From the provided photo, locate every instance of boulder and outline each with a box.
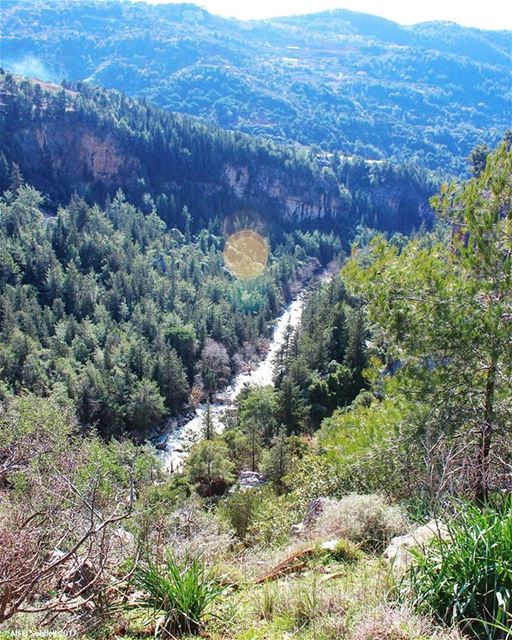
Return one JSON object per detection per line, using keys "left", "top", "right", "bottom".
{"left": 238, "top": 470, "right": 266, "bottom": 490}
{"left": 290, "top": 496, "right": 331, "bottom": 538}
{"left": 290, "top": 523, "right": 305, "bottom": 537}
{"left": 384, "top": 519, "right": 448, "bottom": 574}
{"left": 155, "top": 438, "right": 168, "bottom": 451}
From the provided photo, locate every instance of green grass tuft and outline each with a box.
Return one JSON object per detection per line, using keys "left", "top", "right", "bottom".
{"left": 403, "top": 497, "right": 512, "bottom": 639}
{"left": 131, "top": 552, "right": 227, "bottom": 637}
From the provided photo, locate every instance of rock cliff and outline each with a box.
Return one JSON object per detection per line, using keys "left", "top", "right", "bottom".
{"left": 0, "top": 74, "right": 434, "bottom": 232}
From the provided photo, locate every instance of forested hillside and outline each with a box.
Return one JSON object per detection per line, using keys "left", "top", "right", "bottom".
{"left": 0, "top": 71, "right": 437, "bottom": 233}
{"left": 1, "top": 2, "right": 511, "bottom": 637}
{"left": 0, "top": 182, "right": 343, "bottom": 437}
{"left": 1, "top": 140, "right": 510, "bottom": 640}
{"left": 1, "top": 0, "right": 509, "bottom": 174}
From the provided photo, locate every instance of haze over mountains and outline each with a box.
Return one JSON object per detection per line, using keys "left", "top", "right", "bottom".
{"left": 1, "top": 0, "right": 510, "bottom": 176}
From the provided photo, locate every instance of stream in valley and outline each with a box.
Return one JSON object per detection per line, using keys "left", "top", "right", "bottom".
{"left": 156, "top": 269, "right": 333, "bottom": 472}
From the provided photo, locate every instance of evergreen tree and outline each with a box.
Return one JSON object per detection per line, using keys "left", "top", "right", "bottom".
{"left": 345, "top": 142, "right": 512, "bottom": 502}
{"left": 202, "top": 400, "right": 215, "bottom": 440}
{"left": 277, "top": 377, "right": 308, "bottom": 435}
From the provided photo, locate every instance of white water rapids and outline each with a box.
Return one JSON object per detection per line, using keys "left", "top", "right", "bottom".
{"left": 155, "top": 295, "right": 304, "bottom": 472}
{"left": 155, "top": 269, "right": 333, "bottom": 472}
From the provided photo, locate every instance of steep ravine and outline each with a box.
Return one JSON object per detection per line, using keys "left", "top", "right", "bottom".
{"left": 1, "top": 74, "right": 435, "bottom": 233}
{"left": 155, "top": 269, "right": 333, "bottom": 472}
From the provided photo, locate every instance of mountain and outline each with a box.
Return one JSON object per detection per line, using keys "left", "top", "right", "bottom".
{"left": 1, "top": 0, "right": 509, "bottom": 176}
{"left": 0, "top": 72, "right": 437, "bottom": 234}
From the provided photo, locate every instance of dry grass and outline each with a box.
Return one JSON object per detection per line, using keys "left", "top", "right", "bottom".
{"left": 310, "top": 494, "right": 410, "bottom": 551}
{"left": 351, "top": 605, "right": 465, "bottom": 640}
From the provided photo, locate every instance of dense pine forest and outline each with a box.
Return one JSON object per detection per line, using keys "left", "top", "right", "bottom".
{"left": 0, "top": 2, "right": 511, "bottom": 640}
{"left": 0, "top": 182, "right": 347, "bottom": 437}
{"left": 0, "top": 71, "right": 436, "bottom": 234}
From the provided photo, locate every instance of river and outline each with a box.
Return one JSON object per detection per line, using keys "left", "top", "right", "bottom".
{"left": 156, "top": 269, "right": 333, "bottom": 472}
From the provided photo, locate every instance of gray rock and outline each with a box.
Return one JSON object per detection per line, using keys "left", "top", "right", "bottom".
{"left": 303, "top": 497, "right": 331, "bottom": 527}
{"left": 289, "top": 497, "right": 331, "bottom": 538}
{"left": 384, "top": 519, "right": 448, "bottom": 574}
{"left": 233, "top": 470, "right": 267, "bottom": 491}
{"left": 155, "top": 436, "right": 169, "bottom": 451}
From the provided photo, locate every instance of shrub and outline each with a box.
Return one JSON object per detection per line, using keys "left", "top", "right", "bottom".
{"left": 248, "top": 490, "right": 298, "bottom": 547}
{"left": 221, "top": 488, "right": 261, "bottom": 540}
{"left": 132, "top": 553, "right": 227, "bottom": 636}
{"left": 331, "top": 538, "right": 365, "bottom": 564}
{"left": 313, "top": 494, "right": 409, "bottom": 551}
{"left": 311, "top": 538, "right": 364, "bottom": 566}
{"left": 403, "top": 498, "right": 512, "bottom": 639}
{"left": 166, "top": 501, "right": 235, "bottom": 563}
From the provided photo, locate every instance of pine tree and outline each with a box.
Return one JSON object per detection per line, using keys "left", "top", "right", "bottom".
{"left": 8, "top": 163, "right": 23, "bottom": 191}
{"left": 277, "top": 377, "right": 308, "bottom": 435}
{"left": 203, "top": 400, "right": 215, "bottom": 440}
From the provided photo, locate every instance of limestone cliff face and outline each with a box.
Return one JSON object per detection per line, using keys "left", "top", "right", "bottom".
{"left": 11, "top": 120, "right": 348, "bottom": 223}
{"left": 15, "top": 123, "right": 141, "bottom": 189}
{"left": 223, "top": 162, "right": 345, "bottom": 221}
{"left": 2, "top": 81, "right": 432, "bottom": 232}
{"left": 1, "top": 75, "right": 436, "bottom": 232}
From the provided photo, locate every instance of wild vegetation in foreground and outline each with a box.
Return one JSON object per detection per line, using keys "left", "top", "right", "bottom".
{"left": 0, "top": 143, "right": 511, "bottom": 639}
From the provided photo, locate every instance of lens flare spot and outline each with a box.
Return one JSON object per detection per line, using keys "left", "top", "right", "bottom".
{"left": 223, "top": 230, "right": 269, "bottom": 279}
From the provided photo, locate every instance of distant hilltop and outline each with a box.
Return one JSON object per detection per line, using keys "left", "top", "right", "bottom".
{"left": 1, "top": 0, "right": 510, "bottom": 176}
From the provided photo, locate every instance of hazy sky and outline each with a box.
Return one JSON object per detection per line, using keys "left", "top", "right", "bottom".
{"left": 145, "top": 0, "right": 512, "bottom": 30}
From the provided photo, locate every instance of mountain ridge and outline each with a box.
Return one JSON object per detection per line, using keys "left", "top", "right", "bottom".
{"left": 2, "top": 0, "right": 509, "bottom": 175}
{"left": 0, "top": 72, "right": 436, "bottom": 234}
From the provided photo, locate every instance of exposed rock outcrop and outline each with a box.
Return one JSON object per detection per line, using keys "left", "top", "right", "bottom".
{"left": 15, "top": 123, "right": 141, "bottom": 192}
{"left": 231, "top": 470, "right": 267, "bottom": 493}
{"left": 290, "top": 496, "right": 332, "bottom": 537}
{"left": 1, "top": 76, "right": 434, "bottom": 232}
{"left": 384, "top": 519, "right": 448, "bottom": 574}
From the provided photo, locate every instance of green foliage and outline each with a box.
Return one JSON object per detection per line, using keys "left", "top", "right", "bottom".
{"left": 221, "top": 427, "right": 254, "bottom": 473}
{"left": 262, "top": 431, "right": 302, "bottom": 490}
{"left": 276, "top": 378, "right": 309, "bottom": 436}
{"left": 1, "top": 4, "right": 508, "bottom": 176}
{"left": 240, "top": 386, "right": 278, "bottom": 445}
{"left": 330, "top": 538, "right": 364, "bottom": 564}
{"left": 403, "top": 499, "right": 512, "bottom": 638}
{"left": 313, "top": 538, "right": 364, "bottom": 564}
{"left": 312, "top": 494, "right": 409, "bottom": 552}
{"left": 342, "top": 141, "right": 512, "bottom": 501}
{"left": 468, "top": 143, "right": 490, "bottom": 177}
{"left": 248, "top": 489, "right": 297, "bottom": 547}
{"left": 186, "top": 438, "right": 235, "bottom": 496}
{"left": 248, "top": 453, "right": 345, "bottom": 547}
{"left": 274, "top": 275, "right": 368, "bottom": 431}
{"left": 0, "top": 393, "right": 157, "bottom": 626}
{"left": 125, "top": 378, "right": 165, "bottom": 435}
{"left": 237, "top": 386, "right": 278, "bottom": 470}
{"left": 221, "top": 488, "right": 262, "bottom": 540}
{"left": 132, "top": 553, "right": 227, "bottom": 636}
{"left": 137, "top": 475, "right": 191, "bottom": 519}
{"left": 317, "top": 389, "right": 417, "bottom": 497}
{"left": 0, "top": 185, "right": 327, "bottom": 437}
